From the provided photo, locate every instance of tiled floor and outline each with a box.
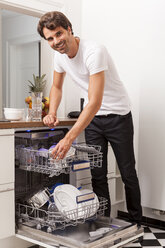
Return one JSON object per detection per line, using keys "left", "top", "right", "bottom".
{"left": 123, "top": 226, "right": 165, "bottom": 248}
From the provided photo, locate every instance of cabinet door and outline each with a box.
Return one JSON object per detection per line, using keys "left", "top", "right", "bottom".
{"left": 0, "top": 189, "right": 15, "bottom": 239}
{"left": 0, "top": 134, "right": 14, "bottom": 184}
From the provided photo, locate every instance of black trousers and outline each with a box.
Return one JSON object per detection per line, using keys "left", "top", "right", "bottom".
{"left": 85, "top": 112, "right": 142, "bottom": 223}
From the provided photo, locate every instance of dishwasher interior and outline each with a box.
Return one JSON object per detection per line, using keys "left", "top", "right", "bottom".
{"left": 15, "top": 128, "right": 143, "bottom": 248}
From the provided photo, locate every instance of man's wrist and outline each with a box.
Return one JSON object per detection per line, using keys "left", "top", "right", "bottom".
{"left": 65, "top": 131, "right": 76, "bottom": 145}
{"left": 48, "top": 112, "right": 57, "bottom": 117}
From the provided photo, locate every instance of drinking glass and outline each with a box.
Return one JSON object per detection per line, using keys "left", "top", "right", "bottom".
{"left": 31, "top": 92, "right": 43, "bottom": 121}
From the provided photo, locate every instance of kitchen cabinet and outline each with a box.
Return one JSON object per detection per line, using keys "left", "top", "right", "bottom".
{"left": 0, "top": 129, "right": 15, "bottom": 239}
{"left": 0, "top": 129, "right": 14, "bottom": 185}
{"left": 0, "top": 189, "right": 15, "bottom": 239}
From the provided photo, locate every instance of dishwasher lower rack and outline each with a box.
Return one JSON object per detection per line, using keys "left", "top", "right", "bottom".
{"left": 16, "top": 197, "right": 107, "bottom": 233}
{"left": 17, "top": 144, "right": 103, "bottom": 177}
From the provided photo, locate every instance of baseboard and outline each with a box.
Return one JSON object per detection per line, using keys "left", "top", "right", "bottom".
{"left": 118, "top": 210, "right": 165, "bottom": 230}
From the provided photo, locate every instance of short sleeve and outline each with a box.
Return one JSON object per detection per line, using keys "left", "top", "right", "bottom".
{"left": 54, "top": 52, "right": 65, "bottom": 73}
{"left": 86, "top": 45, "right": 108, "bottom": 75}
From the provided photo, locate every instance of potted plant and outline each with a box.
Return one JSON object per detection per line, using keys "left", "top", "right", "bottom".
{"left": 28, "top": 74, "right": 47, "bottom": 121}
{"left": 28, "top": 74, "right": 46, "bottom": 93}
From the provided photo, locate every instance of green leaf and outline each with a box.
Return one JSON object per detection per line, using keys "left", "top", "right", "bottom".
{"left": 27, "top": 73, "right": 47, "bottom": 92}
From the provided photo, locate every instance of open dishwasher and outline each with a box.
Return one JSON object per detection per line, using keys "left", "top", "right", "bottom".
{"left": 15, "top": 128, "right": 143, "bottom": 248}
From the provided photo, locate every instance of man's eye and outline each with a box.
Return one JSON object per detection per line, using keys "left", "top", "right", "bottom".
{"left": 56, "top": 32, "right": 62, "bottom": 37}
{"left": 47, "top": 37, "right": 53, "bottom": 41}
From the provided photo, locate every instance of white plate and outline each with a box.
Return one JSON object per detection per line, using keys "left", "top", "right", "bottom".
{"left": 79, "top": 189, "right": 99, "bottom": 217}
{"left": 53, "top": 184, "right": 84, "bottom": 220}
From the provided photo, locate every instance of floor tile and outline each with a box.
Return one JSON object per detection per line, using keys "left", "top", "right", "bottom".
{"left": 159, "top": 240, "right": 165, "bottom": 246}
{"left": 140, "top": 239, "right": 161, "bottom": 246}
{"left": 154, "top": 233, "right": 165, "bottom": 239}
{"left": 150, "top": 227, "right": 165, "bottom": 233}
{"left": 143, "top": 233, "right": 157, "bottom": 239}
{"left": 143, "top": 227, "right": 152, "bottom": 233}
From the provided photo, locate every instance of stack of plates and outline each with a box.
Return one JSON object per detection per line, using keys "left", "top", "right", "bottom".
{"left": 53, "top": 184, "right": 99, "bottom": 220}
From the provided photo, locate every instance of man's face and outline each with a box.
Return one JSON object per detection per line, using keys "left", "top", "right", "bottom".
{"left": 43, "top": 26, "right": 72, "bottom": 54}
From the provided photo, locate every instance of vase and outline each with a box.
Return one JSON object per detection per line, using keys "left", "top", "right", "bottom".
{"left": 31, "top": 92, "right": 43, "bottom": 121}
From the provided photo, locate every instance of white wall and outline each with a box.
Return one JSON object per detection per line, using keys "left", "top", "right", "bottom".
{"left": 138, "top": 0, "right": 165, "bottom": 221}
{"left": 81, "top": 0, "right": 141, "bottom": 170}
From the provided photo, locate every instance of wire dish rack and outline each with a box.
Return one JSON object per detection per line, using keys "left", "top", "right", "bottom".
{"left": 16, "top": 197, "right": 107, "bottom": 233}
{"left": 17, "top": 144, "right": 103, "bottom": 177}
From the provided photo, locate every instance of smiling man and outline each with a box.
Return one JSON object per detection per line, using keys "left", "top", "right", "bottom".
{"left": 37, "top": 11, "right": 142, "bottom": 222}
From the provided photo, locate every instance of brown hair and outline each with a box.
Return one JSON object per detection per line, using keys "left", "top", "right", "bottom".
{"left": 37, "top": 11, "right": 73, "bottom": 39}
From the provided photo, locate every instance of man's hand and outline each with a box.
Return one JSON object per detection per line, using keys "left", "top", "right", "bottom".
{"left": 43, "top": 113, "right": 59, "bottom": 128}
{"left": 51, "top": 137, "right": 72, "bottom": 160}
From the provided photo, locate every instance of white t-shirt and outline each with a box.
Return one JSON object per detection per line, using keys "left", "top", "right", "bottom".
{"left": 54, "top": 39, "right": 131, "bottom": 115}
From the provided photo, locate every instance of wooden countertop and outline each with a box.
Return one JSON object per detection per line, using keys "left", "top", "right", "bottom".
{"left": 0, "top": 118, "right": 77, "bottom": 129}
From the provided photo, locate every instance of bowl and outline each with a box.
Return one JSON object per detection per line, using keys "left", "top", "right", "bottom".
{"left": 4, "top": 108, "right": 24, "bottom": 120}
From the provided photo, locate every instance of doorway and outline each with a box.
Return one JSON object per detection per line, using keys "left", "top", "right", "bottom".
{"left": 9, "top": 40, "right": 40, "bottom": 108}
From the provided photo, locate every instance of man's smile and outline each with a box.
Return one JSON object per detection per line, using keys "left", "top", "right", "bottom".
{"left": 55, "top": 40, "right": 66, "bottom": 50}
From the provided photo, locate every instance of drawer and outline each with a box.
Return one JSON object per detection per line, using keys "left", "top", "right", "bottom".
{"left": 0, "top": 190, "right": 15, "bottom": 239}
{"left": 0, "top": 135, "right": 14, "bottom": 184}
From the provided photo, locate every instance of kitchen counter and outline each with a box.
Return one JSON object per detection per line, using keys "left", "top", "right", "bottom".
{"left": 0, "top": 118, "right": 77, "bottom": 129}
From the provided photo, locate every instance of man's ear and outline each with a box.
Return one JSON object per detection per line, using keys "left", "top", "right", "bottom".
{"left": 67, "top": 26, "right": 72, "bottom": 33}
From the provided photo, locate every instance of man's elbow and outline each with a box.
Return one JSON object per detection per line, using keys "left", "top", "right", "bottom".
{"left": 90, "top": 100, "right": 102, "bottom": 114}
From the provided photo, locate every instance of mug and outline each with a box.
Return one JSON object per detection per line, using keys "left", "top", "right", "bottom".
{"left": 27, "top": 188, "right": 50, "bottom": 208}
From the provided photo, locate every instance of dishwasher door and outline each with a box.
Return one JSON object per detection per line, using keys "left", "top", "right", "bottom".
{"left": 16, "top": 217, "right": 143, "bottom": 248}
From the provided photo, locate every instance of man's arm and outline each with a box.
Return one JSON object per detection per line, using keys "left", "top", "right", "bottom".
{"left": 51, "top": 70, "right": 105, "bottom": 159}
{"left": 43, "top": 70, "right": 65, "bottom": 127}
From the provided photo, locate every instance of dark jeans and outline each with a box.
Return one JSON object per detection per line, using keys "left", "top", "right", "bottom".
{"left": 85, "top": 112, "right": 142, "bottom": 223}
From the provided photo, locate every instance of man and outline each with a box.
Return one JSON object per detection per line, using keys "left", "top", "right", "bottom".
{"left": 37, "top": 11, "right": 142, "bottom": 223}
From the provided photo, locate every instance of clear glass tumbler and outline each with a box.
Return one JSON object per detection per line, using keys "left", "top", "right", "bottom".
{"left": 31, "top": 92, "right": 43, "bottom": 121}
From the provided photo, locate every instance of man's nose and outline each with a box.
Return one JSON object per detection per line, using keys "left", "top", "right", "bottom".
{"left": 53, "top": 37, "right": 58, "bottom": 45}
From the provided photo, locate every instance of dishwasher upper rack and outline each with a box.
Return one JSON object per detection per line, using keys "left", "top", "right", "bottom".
{"left": 16, "top": 197, "right": 107, "bottom": 233}
{"left": 17, "top": 144, "right": 103, "bottom": 177}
